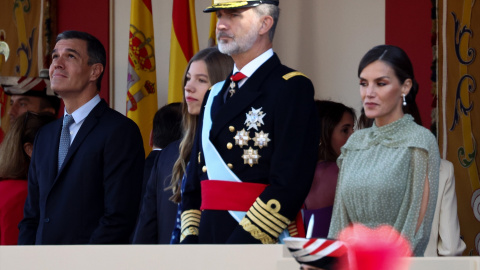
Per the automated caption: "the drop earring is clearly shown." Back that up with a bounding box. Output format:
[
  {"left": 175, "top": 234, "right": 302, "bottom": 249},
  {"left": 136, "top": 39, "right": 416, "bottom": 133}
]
[{"left": 402, "top": 94, "right": 407, "bottom": 106}]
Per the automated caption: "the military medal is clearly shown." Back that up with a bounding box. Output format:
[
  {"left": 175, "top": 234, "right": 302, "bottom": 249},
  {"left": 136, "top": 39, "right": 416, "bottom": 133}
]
[
  {"left": 242, "top": 147, "right": 261, "bottom": 167},
  {"left": 245, "top": 107, "right": 266, "bottom": 131},
  {"left": 253, "top": 131, "right": 271, "bottom": 149},
  {"left": 234, "top": 129, "right": 251, "bottom": 147},
  {"left": 229, "top": 72, "right": 246, "bottom": 97},
  {"left": 229, "top": 82, "right": 236, "bottom": 97}
]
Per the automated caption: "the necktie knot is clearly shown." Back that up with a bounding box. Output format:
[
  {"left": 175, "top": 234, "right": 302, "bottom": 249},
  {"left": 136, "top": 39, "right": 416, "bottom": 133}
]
[{"left": 63, "top": 114, "right": 74, "bottom": 127}]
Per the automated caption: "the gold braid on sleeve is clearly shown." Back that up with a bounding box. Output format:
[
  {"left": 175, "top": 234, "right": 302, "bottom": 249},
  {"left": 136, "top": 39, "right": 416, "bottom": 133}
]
[
  {"left": 240, "top": 198, "right": 291, "bottom": 244},
  {"left": 180, "top": 209, "right": 201, "bottom": 242}
]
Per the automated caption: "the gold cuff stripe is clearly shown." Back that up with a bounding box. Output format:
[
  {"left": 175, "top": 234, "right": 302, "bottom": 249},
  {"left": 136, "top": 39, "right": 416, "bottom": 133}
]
[
  {"left": 181, "top": 209, "right": 201, "bottom": 219},
  {"left": 288, "top": 221, "right": 298, "bottom": 236},
  {"left": 181, "top": 226, "right": 198, "bottom": 234},
  {"left": 240, "top": 217, "right": 276, "bottom": 244},
  {"left": 251, "top": 202, "right": 289, "bottom": 230},
  {"left": 181, "top": 216, "right": 201, "bottom": 227},
  {"left": 181, "top": 220, "right": 200, "bottom": 230},
  {"left": 180, "top": 227, "right": 199, "bottom": 242},
  {"left": 288, "top": 227, "right": 298, "bottom": 237},
  {"left": 249, "top": 205, "right": 284, "bottom": 234},
  {"left": 183, "top": 215, "right": 201, "bottom": 223},
  {"left": 283, "top": 71, "right": 308, "bottom": 80},
  {"left": 181, "top": 210, "right": 201, "bottom": 231},
  {"left": 246, "top": 211, "right": 282, "bottom": 237},
  {"left": 255, "top": 198, "right": 291, "bottom": 224},
  {"left": 181, "top": 210, "right": 201, "bottom": 217}
]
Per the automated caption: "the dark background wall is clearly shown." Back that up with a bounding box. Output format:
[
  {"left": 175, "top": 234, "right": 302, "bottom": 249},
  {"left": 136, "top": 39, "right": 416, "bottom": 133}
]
[
  {"left": 57, "top": 1, "right": 110, "bottom": 102},
  {"left": 386, "top": 0, "right": 434, "bottom": 128}
]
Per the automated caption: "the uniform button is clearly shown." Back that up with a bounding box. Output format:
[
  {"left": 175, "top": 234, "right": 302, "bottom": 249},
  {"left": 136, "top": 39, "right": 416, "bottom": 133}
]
[
  {"left": 202, "top": 166, "right": 207, "bottom": 173},
  {"left": 229, "top": 126, "right": 235, "bottom": 132},
  {"left": 227, "top": 163, "right": 233, "bottom": 169},
  {"left": 227, "top": 143, "right": 233, "bottom": 149},
  {"left": 44, "top": 218, "right": 50, "bottom": 223}
]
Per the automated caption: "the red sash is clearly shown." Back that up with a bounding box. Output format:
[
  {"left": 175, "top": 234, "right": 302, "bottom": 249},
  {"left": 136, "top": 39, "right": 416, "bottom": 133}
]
[
  {"left": 201, "top": 180, "right": 266, "bottom": 211},
  {"left": 200, "top": 180, "right": 305, "bottom": 237}
]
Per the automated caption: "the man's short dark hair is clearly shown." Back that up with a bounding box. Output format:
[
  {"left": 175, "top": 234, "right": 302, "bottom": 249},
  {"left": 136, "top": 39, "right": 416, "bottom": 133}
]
[
  {"left": 56, "top": 30, "right": 106, "bottom": 91},
  {"left": 152, "top": 103, "right": 182, "bottom": 149}
]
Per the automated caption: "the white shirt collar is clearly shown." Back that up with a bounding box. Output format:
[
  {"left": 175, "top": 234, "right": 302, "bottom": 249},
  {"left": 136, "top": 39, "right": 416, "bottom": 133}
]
[
  {"left": 233, "top": 48, "right": 274, "bottom": 78},
  {"left": 64, "top": 94, "right": 101, "bottom": 123}
]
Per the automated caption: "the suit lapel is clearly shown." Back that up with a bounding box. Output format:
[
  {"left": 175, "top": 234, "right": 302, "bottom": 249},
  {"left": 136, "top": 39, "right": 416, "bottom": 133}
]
[
  {"left": 55, "top": 100, "right": 107, "bottom": 180},
  {"left": 46, "top": 119, "right": 63, "bottom": 188},
  {"left": 210, "top": 78, "right": 230, "bottom": 120},
  {"left": 210, "top": 54, "right": 280, "bottom": 140}
]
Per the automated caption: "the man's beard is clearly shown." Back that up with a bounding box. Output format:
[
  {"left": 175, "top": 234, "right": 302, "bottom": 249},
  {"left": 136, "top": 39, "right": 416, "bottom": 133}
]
[{"left": 217, "top": 25, "right": 259, "bottom": 55}]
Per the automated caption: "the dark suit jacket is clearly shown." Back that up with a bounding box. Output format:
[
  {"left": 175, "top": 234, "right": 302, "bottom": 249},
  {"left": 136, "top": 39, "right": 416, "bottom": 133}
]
[
  {"left": 18, "top": 99, "right": 145, "bottom": 245},
  {"left": 133, "top": 139, "right": 180, "bottom": 244},
  {"left": 182, "top": 54, "right": 319, "bottom": 244},
  {"left": 141, "top": 150, "right": 161, "bottom": 203}
]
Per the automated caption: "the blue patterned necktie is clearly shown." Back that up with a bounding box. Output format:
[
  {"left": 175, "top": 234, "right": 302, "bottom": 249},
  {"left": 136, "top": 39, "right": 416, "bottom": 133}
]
[{"left": 58, "top": 114, "right": 74, "bottom": 171}]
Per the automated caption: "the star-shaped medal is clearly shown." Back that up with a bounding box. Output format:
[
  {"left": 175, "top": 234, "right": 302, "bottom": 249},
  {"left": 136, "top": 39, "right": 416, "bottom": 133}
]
[
  {"left": 233, "top": 129, "right": 251, "bottom": 147},
  {"left": 242, "top": 147, "right": 261, "bottom": 167},
  {"left": 253, "top": 131, "right": 271, "bottom": 149},
  {"left": 245, "top": 107, "right": 266, "bottom": 131}
]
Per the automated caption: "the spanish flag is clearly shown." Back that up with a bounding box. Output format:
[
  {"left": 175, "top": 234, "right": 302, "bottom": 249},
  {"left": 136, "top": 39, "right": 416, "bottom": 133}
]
[
  {"left": 167, "top": 0, "right": 199, "bottom": 103},
  {"left": 126, "top": 0, "right": 158, "bottom": 156}
]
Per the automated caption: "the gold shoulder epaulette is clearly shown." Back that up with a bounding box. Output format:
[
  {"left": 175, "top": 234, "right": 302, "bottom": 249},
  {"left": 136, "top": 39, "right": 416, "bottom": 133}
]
[{"left": 283, "top": 71, "right": 308, "bottom": 80}]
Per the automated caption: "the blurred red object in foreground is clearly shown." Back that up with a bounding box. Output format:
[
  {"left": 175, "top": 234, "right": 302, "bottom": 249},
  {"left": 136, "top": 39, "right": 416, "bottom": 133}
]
[{"left": 337, "top": 223, "right": 412, "bottom": 270}]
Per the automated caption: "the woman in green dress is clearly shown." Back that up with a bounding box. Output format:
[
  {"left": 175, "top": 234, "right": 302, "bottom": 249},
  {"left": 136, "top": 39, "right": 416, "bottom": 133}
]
[{"left": 328, "top": 45, "right": 440, "bottom": 256}]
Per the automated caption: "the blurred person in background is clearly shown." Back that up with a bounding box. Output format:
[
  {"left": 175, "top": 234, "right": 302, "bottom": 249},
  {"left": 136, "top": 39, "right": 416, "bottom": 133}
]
[{"left": 0, "top": 111, "right": 56, "bottom": 245}]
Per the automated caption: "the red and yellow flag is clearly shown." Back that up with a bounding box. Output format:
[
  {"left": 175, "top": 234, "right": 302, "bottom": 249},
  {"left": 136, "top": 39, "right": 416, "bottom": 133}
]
[
  {"left": 126, "top": 0, "right": 158, "bottom": 156},
  {"left": 168, "top": 0, "right": 199, "bottom": 103}
]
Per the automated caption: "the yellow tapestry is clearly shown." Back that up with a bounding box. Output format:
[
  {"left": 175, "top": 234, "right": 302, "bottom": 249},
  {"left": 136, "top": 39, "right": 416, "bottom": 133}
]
[{"left": 438, "top": 0, "right": 480, "bottom": 256}]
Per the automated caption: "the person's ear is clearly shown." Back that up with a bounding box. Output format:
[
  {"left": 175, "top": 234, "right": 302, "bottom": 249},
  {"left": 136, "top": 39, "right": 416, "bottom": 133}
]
[
  {"left": 23, "top": 142, "right": 33, "bottom": 157},
  {"left": 90, "top": 63, "right": 104, "bottom": 81},
  {"left": 402, "top": 78, "right": 412, "bottom": 97},
  {"left": 259, "top": 15, "right": 274, "bottom": 36}
]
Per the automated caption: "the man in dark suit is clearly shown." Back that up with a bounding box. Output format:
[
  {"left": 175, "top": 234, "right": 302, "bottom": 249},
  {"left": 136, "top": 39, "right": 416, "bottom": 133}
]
[
  {"left": 133, "top": 139, "right": 182, "bottom": 244},
  {"left": 180, "top": 0, "right": 319, "bottom": 244},
  {"left": 142, "top": 103, "right": 182, "bottom": 200},
  {"left": 132, "top": 103, "right": 182, "bottom": 244},
  {"left": 18, "top": 31, "right": 145, "bottom": 244}
]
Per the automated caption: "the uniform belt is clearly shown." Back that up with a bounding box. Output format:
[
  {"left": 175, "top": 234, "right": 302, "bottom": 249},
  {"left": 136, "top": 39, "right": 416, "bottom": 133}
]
[{"left": 200, "top": 180, "right": 267, "bottom": 211}]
